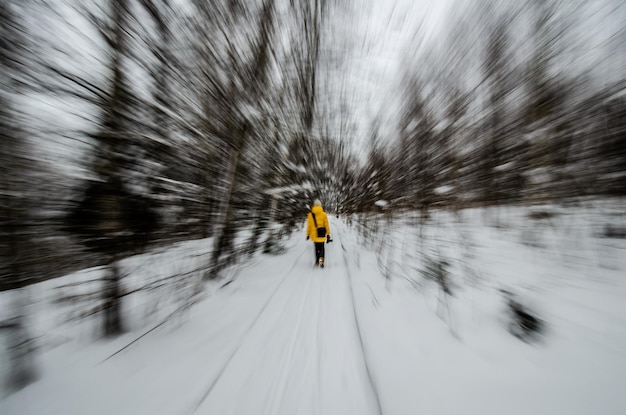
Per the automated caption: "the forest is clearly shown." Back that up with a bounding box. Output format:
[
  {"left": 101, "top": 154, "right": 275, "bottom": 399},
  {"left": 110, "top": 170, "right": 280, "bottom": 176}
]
[{"left": 1, "top": 0, "right": 624, "bottom": 398}]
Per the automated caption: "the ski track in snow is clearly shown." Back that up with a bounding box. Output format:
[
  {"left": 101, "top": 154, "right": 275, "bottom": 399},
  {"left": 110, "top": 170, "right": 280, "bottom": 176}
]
[
  {"left": 186, "top": 216, "right": 381, "bottom": 415},
  {"left": 190, "top": 245, "right": 310, "bottom": 414},
  {"left": 336, "top": 223, "right": 383, "bottom": 415}
]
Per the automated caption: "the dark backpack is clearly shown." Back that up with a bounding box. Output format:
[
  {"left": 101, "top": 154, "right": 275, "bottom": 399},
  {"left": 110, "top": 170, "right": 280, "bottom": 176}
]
[{"left": 311, "top": 212, "right": 326, "bottom": 238}]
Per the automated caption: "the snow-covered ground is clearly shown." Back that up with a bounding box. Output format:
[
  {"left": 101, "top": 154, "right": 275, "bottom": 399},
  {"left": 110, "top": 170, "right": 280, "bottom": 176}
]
[{"left": 1, "top": 201, "right": 626, "bottom": 414}]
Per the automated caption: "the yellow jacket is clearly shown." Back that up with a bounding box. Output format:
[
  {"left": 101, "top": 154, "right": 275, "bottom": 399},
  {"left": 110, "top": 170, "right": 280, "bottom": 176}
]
[{"left": 307, "top": 205, "right": 330, "bottom": 243}]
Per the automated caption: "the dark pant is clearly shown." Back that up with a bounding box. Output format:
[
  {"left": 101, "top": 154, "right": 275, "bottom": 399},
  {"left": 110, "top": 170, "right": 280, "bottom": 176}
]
[{"left": 314, "top": 242, "right": 325, "bottom": 262}]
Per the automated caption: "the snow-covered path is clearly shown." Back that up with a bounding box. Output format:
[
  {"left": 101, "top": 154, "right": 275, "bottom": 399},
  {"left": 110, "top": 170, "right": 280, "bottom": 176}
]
[
  {"left": 2, "top": 213, "right": 626, "bottom": 415},
  {"left": 189, "top": 225, "right": 380, "bottom": 415},
  {"left": 1, "top": 219, "right": 384, "bottom": 415}
]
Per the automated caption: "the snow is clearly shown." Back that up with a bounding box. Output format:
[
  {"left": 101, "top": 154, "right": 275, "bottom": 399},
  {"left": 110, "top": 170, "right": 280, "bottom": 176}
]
[
  {"left": 1, "top": 201, "right": 626, "bottom": 414},
  {"left": 433, "top": 185, "right": 453, "bottom": 195}
]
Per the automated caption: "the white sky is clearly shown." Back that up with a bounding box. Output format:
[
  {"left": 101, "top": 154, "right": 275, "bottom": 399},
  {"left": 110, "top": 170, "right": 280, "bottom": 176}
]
[{"left": 336, "top": 0, "right": 452, "bottom": 154}]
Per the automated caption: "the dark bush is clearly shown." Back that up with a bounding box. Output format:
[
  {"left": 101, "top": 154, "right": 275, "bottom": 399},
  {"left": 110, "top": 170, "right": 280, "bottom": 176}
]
[
  {"left": 527, "top": 210, "right": 557, "bottom": 220},
  {"left": 66, "top": 178, "right": 158, "bottom": 256},
  {"left": 502, "top": 290, "right": 545, "bottom": 342},
  {"left": 603, "top": 224, "right": 626, "bottom": 239}
]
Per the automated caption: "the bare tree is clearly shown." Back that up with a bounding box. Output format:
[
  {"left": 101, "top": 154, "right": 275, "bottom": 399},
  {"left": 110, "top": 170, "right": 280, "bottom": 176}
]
[
  {"left": 203, "top": 0, "right": 277, "bottom": 278},
  {"left": 0, "top": 0, "right": 38, "bottom": 390},
  {"left": 66, "top": 0, "right": 158, "bottom": 337}
]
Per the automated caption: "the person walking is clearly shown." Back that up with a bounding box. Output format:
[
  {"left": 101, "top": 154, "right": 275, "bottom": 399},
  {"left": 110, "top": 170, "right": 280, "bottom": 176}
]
[{"left": 306, "top": 199, "right": 332, "bottom": 268}]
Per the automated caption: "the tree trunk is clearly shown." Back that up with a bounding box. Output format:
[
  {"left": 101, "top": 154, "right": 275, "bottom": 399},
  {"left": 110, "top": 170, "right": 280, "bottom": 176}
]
[
  {"left": 207, "top": 138, "right": 243, "bottom": 279},
  {"left": 103, "top": 260, "right": 124, "bottom": 336},
  {"left": 5, "top": 288, "right": 37, "bottom": 391}
]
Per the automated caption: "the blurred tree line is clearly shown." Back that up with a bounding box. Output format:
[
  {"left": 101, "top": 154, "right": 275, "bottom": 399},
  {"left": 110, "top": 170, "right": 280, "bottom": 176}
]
[
  {"left": 338, "top": 0, "right": 625, "bottom": 214},
  {"left": 2, "top": 0, "right": 624, "bottom": 291},
  {"left": 0, "top": 0, "right": 344, "bottom": 294}
]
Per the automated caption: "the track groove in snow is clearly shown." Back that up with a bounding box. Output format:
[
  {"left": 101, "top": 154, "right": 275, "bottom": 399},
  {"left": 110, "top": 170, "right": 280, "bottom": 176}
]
[
  {"left": 336, "top": 223, "right": 384, "bottom": 415},
  {"left": 188, "top": 217, "right": 382, "bottom": 415},
  {"left": 190, "top": 245, "right": 310, "bottom": 413}
]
